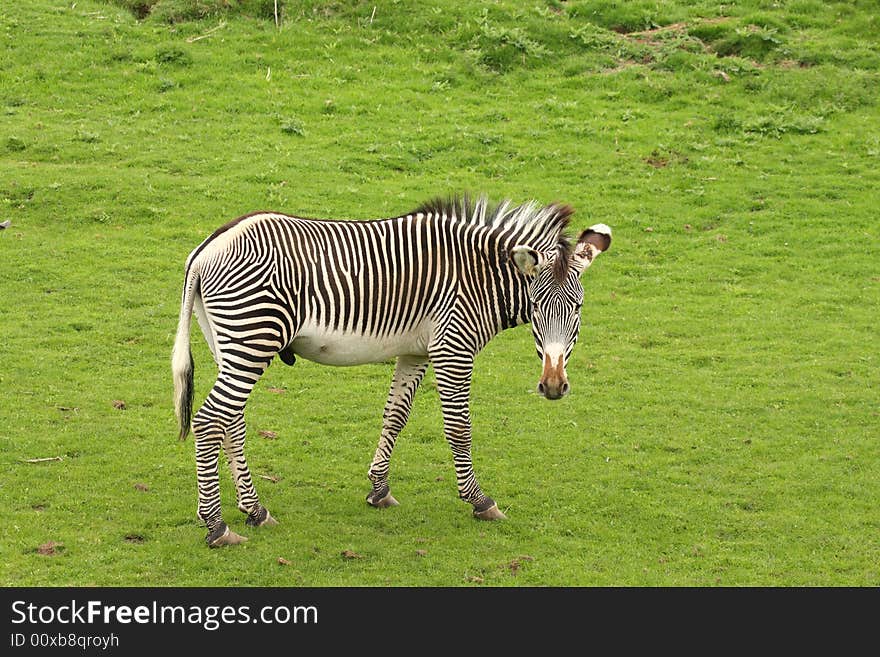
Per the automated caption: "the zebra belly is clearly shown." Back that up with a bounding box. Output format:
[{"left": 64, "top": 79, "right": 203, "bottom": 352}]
[{"left": 289, "top": 321, "right": 431, "bottom": 366}]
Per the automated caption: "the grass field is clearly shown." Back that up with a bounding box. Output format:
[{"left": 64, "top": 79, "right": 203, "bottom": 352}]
[{"left": 1, "top": 0, "right": 878, "bottom": 586}]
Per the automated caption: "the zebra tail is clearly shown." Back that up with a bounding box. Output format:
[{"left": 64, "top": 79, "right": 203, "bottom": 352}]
[{"left": 172, "top": 267, "right": 198, "bottom": 441}]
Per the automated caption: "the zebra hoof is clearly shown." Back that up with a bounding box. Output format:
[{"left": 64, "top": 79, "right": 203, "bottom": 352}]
[
  {"left": 207, "top": 526, "right": 248, "bottom": 548},
  {"left": 246, "top": 506, "right": 278, "bottom": 527},
  {"left": 473, "top": 503, "right": 506, "bottom": 521},
  {"left": 366, "top": 489, "right": 399, "bottom": 508}
]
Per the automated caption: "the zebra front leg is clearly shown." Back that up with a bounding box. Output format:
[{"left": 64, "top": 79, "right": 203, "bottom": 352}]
[
  {"left": 366, "top": 355, "right": 429, "bottom": 508},
  {"left": 223, "top": 414, "right": 278, "bottom": 528},
  {"left": 431, "top": 353, "right": 506, "bottom": 520}
]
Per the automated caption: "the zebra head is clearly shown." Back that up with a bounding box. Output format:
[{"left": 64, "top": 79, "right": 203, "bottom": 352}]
[{"left": 511, "top": 223, "right": 612, "bottom": 400}]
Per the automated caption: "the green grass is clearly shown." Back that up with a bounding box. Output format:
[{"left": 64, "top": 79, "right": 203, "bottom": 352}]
[{"left": 1, "top": 0, "right": 878, "bottom": 586}]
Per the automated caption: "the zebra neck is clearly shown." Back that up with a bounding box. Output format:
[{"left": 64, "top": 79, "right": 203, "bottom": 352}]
[{"left": 481, "top": 227, "right": 534, "bottom": 331}]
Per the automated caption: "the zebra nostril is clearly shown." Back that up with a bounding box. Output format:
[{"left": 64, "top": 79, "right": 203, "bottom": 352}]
[
  {"left": 561, "top": 382, "right": 570, "bottom": 395},
  {"left": 537, "top": 382, "right": 546, "bottom": 395}
]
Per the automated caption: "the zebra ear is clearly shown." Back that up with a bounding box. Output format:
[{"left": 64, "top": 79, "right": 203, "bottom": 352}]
[
  {"left": 572, "top": 223, "right": 612, "bottom": 274},
  {"left": 510, "top": 246, "right": 542, "bottom": 277}
]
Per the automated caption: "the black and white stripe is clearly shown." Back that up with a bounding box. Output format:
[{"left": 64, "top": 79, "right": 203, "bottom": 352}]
[{"left": 172, "top": 195, "right": 611, "bottom": 545}]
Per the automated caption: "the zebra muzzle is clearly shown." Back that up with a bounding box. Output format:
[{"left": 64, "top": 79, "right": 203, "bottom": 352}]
[{"left": 538, "top": 353, "right": 569, "bottom": 400}]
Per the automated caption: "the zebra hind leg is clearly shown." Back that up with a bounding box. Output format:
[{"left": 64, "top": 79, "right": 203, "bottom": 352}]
[
  {"left": 192, "top": 409, "right": 249, "bottom": 547},
  {"left": 223, "top": 414, "right": 278, "bottom": 529},
  {"left": 193, "top": 359, "right": 273, "bottom": 547}
]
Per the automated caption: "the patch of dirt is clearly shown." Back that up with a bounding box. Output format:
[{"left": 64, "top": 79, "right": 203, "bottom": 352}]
[
  {"left": 505, "top": 555, "right": 535, "bottom": 575},
  {"left": 37, "top": 541, "right": 64, "bottom": 556},
  {"left": 627, "top": 21, "right": 690, "bottom": 37},
  {"left": 644, "top": 149, "right": 688, "bottom": 169}
]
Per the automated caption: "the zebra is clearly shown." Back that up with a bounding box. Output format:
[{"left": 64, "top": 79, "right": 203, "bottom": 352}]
[{"left": 172, "top": 194, "right": 612, "bottom": 547}]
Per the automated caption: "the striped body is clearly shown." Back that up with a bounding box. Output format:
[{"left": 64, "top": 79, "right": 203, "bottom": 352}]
[
  {"left": 172, "top": 196, "right": 611, "bottom": 546},
  {"left": 187, "top": 209, "right": 539, "bottom": 366}
]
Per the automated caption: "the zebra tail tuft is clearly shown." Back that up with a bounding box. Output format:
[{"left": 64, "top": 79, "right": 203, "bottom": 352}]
[
  {"left": 172, "top": 269, "right": 198, "bottom": 440},
  {"left": 173, "top": 349, "right": 194, "bottom": 441}
]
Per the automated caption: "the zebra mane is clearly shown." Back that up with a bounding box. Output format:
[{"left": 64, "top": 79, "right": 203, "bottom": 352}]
[{"left": 413, "top": 194, "right": 576, "bottom": 280}]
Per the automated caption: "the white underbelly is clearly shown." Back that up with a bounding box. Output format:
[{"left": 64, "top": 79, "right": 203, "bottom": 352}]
[{"left": 290, "top": 320, "right": 432, "bottom": 366}]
